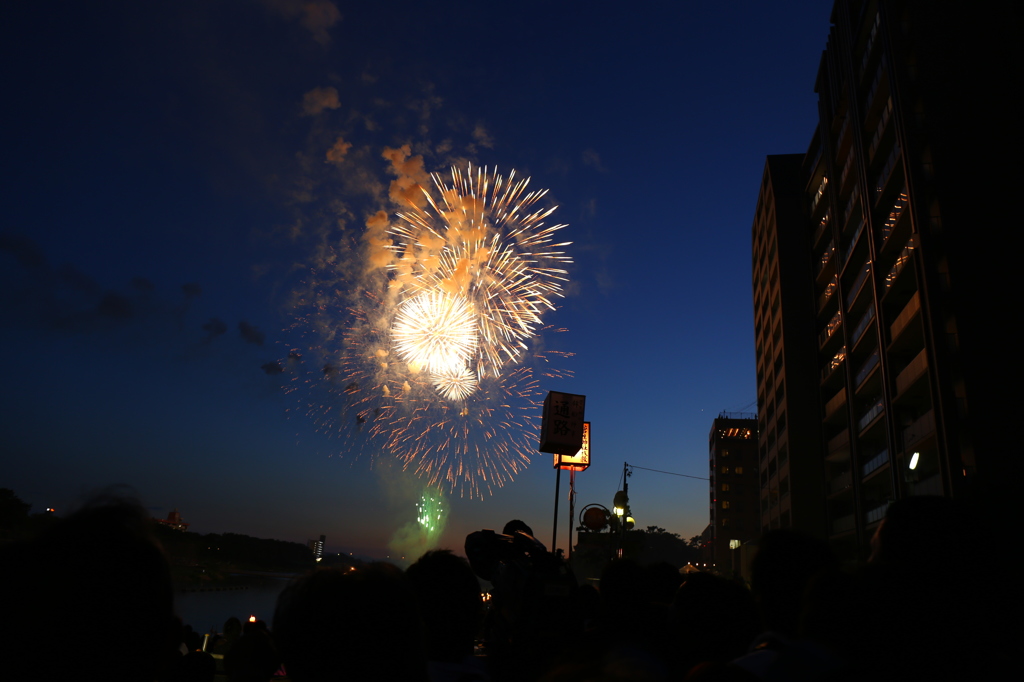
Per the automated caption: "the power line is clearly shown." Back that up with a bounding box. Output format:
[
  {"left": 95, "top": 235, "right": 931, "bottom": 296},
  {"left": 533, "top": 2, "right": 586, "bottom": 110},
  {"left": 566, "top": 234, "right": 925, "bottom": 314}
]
[{"left": 627, "top": 463, "right": 709, "bottom": 481}]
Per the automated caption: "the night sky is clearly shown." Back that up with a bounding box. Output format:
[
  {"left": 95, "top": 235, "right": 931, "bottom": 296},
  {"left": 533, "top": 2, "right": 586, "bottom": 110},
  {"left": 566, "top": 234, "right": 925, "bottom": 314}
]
[{"left": 1, "top": 1, "right": 833, "bottom": 559}]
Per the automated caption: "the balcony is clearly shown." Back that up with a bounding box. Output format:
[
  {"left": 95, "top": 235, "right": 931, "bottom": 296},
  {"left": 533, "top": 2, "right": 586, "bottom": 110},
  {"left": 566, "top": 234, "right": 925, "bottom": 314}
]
[
  {"left": 819, "top": 310, "right": 843, "bottom": 348},
  {"left": 832, "top": 513, "right": 855, "bottom": 535},
  {"left": 828, "top": 471, "right": 853, "bottom": 495},
  {"left": 858, "top": 12, "right": 881, "bottom": 79},
  {"left": 819, "top": 276, "right": 838, "bottom": 311},
  {"left": 851, "top": 304, "right": 875, "bottom": 348},
  {"left": 866, "top": 502, "right": 890, "bottom": 525},
  {"left": 843, "top": 190, "right": 860, "bottom": 228},
  {"left": 847, "top": 261, "right": 872, "bottom": 308},
  {"left": 889, "top": 292, "right": 920, "bottom": 343},
  {"left": 874, "top": 143, "right": 902, "bottom": 200},
  {"left": 816, "top": 240, "right": 836, "bottom": 278},
  {"left": 839, "top": 219, "right": 865, "bottom": 272},
  {"left": 827, "top": 428, "right": 850, "bottom": 455},
  {"left": 810, "top": 176, "right": 829, "bottom": 215},
  {"left": 825, "top": 387, "right": 847, "bottom": 419},
  {"left": 867, "top": 97, "right": 894, "bottom": 163},
  {"left": 880, "top": 189, "right": 909, "bottom": 244},
  {"left": 855, "top": 351, "right": 880, "bottom": 389},
  {"left": 822, "top": 346, "right": 846, "bottom": 383},
  {"left": 895, "top": 348, "right": 928, "bottom": 396},
  {"left": 862, "top": 449, "right": 889, "bottom": 477},
  {"left": 836, "top": 116, "right": 851, "bottom": 155},
  {"left": 814, "top": 211, "right": 831, "bottom": 246},
  {"left": 884, "top": 238, "right": 916, "bottom": 290},
  {"left": 838, "top": 151, "right": 855, "bottom": 191},
  {"left": 902, "top": 409, "right": 935, "bottom": 451},
  {"left": 857, "top": 397, "right": 884, "bottom": 432},
  {"left": 863, "top": 54, "right": 888, "bottom": 116}
]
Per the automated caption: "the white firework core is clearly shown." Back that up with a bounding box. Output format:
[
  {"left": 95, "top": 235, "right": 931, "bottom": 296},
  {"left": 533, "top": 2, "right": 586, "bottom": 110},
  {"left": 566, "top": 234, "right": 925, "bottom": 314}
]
[
  {"left": 391, "top": 292, "right": 478, "bottom": 375},
  {"left": 431, "top": 367, "right": 479, "bottom": 401}
]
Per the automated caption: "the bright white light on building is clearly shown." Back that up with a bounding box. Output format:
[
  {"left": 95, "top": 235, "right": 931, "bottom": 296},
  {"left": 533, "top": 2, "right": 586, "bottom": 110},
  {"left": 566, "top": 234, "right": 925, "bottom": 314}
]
[{"left": 909, "top": 451, "right": 920, "bottom": 470}]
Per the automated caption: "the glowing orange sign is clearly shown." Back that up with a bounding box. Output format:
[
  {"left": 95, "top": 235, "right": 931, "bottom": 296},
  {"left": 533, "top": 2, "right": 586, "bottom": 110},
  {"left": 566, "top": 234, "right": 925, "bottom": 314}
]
[{"left": 554, "top": 421, "right": 590, "bottom": 471}]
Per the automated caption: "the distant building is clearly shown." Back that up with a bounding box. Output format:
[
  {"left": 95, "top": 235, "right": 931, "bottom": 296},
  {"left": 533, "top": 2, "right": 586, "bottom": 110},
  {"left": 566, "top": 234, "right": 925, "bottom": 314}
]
[
  {"left": 708, "top": 414, "right": 759, "bottom": 575},
  {"left": 155, "top": 509, "right": 189, "bottom": 532},
  {"left": 308, "top": 534, "right": 325, "bottom": 560},
  {"left": 750, "top": 0, "right": 1019, "bottom": 564}
]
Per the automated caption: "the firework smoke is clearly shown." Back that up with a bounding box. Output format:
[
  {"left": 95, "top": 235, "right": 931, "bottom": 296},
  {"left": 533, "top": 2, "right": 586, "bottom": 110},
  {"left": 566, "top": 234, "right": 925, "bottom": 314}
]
[{"left": 387, "top": 487, "right": 449, "bottom": 563}]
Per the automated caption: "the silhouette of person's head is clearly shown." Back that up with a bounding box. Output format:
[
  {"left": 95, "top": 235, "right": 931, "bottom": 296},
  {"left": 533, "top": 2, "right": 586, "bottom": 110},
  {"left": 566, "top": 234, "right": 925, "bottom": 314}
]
[
  {"left": 0, "top": 493, "right": 180, "bottom": 682},
  {"left": 273, "top": 563, "right": 427, "bottom": 682},
  {"left": 871, "top": 495, "right": 962, "bottom": 568},
  {"left": 502, "top": 519, "right": 533, "bottom": 537},
  {"left": 406, "top": 549, "right": 482, "bottom": 663},
  {"left": 750, "top": 529, "right": 837, "bottom": 636}
]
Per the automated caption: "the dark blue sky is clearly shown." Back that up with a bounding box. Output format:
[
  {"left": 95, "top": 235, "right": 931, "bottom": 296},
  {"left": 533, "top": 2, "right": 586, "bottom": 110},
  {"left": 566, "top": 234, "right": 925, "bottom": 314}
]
[{"left": 1, "top": 1, "right": 832, "bottom": 558}]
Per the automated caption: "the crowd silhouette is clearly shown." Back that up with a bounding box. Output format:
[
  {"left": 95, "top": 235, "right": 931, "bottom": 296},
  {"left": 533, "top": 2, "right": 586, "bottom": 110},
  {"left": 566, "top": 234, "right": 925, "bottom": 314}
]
[{"left": 0, "top": 494, "right": 1006, "bottom": 681}]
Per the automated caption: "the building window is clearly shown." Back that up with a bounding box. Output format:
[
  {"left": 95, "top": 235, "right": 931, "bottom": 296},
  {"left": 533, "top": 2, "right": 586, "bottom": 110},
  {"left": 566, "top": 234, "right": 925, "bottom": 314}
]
[
  {"left": 722, "top": 484, "right": 730, "bottom": 492},
  {"left": 721, "top": 466, "right": 730, "bottom": 474},
  {"left": 722, "top": 501, "right": 730, "bottom": 509},
  {"left": 735, "top": 467, "right": 744, "bottom": 474},
  {"left": 722, "top": 449, "right": 730, "bottom": 457},
  {"left": 721, "top": 518, "right": 729, "bottom": 527}
]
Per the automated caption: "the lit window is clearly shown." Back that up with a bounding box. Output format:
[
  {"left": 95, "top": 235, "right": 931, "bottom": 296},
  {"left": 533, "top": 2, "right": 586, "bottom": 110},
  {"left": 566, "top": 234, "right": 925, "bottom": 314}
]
[
  {"left": 722, "top": 501, "right": 730, "bottom": 509},
  {"left": 735, "top": 467, "right": 744, "bottom": 474},
  {"left": 721, "top": 518, "right": 729, "bottom": 526},
  {"left": 721, "top": 466, "right": 730, "bottom": 474},
  {"left": 722, "top": 484, "right": 730, "bottom": 492},
  {"left": 729, "top": 539, "right": 741, "bottom": 549}
]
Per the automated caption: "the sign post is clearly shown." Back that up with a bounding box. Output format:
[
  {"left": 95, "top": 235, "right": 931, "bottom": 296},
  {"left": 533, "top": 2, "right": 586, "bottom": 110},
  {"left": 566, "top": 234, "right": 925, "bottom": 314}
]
[{"left": 539, "top": 392, "right": 586, "bottom": 556}]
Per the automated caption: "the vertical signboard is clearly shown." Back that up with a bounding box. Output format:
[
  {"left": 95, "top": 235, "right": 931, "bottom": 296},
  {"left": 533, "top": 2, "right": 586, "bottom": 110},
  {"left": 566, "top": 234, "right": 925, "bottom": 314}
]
[
  {"left": 555, "top": 421, "right": 591, "bottom": 471},
  {"left": 539, "top": 391, "right": 586, "bottom": 455}
]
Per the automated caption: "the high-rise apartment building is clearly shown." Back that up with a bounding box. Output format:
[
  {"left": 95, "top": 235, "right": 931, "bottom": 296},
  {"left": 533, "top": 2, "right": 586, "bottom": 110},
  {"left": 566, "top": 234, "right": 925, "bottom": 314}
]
[
  {"left": 308, "top": 534, "right": 326, "bottom": 560},
  {"left": 708, "top": 414, "right": 759, "bottom": 574},
  {"left": 752, "top": 154, "right": 828, "bottom": 540},
  {"left": 752, "top": 0, "right": 1018, "bottom": 563}
]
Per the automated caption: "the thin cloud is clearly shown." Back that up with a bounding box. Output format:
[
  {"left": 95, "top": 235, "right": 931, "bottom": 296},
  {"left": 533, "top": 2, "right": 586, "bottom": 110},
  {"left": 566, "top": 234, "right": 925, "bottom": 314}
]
[
  {"left": 302, "top": 86, "right": 341, "bottom": 116},
  {"left": 202, "top": 317, "right": 227, "bottom": 342},
  {"left": 472, "top": 123, "right": 495, "bottom": 149},
  {"left": 582, "top": 148, "right": 608, "bottom": 173},
  {"left": 238, "top": 321, "right": 266, "bottom": 345},
  {"left": 261, "top": 361, "right": 285, "bottom": 375},
  {"left": 265, "top": 0, "right": 341, "bottom": 45},
  {"left": 325, "top": 136, "right": 352, "bottom": 164}
]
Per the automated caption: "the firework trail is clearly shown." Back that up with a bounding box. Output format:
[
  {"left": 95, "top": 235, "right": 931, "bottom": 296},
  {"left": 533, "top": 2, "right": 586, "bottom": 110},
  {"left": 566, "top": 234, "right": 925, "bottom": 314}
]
[{"left": 292, "top": 163, "right": 572, "bottom": 498}]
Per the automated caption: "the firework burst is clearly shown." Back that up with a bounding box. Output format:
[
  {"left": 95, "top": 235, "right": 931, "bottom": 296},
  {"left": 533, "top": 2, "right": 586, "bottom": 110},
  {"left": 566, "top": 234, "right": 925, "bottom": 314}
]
[
  {"left": 387, "top": 165, "right": 571, "bottom": 384},
  {"left": 292, "top": 164, "right": 572, "bottom": 498}
]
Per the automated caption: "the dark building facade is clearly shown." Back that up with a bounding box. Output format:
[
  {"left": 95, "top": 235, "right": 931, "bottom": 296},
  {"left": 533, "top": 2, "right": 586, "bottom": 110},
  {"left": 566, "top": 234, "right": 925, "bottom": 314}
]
[
  {"left": 752, "top": 155, "right": 828, "bottom": 540},
  {"left": 708, "top": 414, "right": 759, "bottom": 573},
  {"left": 752, "top": 0, "right": 1019, "bottom": 563}
]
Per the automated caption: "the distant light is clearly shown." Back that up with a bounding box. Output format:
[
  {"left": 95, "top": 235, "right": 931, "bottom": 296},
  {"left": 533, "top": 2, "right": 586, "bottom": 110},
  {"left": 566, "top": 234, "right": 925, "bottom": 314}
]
[
  {"left": 729, "top": 539, "right": 741, "bottom": 549},
  {"left": 316, "top": 557, "right": 322, "bottom": 562},
  {"left": 248, "top": 615, "right": 256, "bottom": 623},
  {"left": 909, "top": 452, "right": 920, "bottom": 470},
  {"left": 614, "top": 506, "right": 624, "bottom": 516}
]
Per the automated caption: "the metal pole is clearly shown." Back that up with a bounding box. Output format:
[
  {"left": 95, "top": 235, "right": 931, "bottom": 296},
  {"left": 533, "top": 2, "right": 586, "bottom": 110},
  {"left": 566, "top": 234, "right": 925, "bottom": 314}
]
[
  {"left": 568, "top": 468, "right": 576, "bottom": 561},
  {"left": 552, "top": 466, "right": 561, "bottom": 554},
  {"left": 620, "top": 461, "right": 629, "bottom": 558}
]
